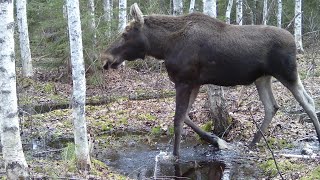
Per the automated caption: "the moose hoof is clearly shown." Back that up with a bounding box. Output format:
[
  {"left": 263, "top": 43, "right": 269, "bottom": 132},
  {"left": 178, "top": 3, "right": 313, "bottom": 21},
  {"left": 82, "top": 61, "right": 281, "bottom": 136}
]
[
  {"left": 203, "top": 133, "right": 229, "bottom": 150},
  {"left": 216, "top": 138, "right": 229, "bottom": 150}
]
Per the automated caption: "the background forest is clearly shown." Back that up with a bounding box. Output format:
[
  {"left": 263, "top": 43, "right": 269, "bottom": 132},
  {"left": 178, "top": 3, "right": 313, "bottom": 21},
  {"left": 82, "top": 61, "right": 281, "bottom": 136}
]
[{"left": 0, "top": 0, "right": 320, "bottom": 179}]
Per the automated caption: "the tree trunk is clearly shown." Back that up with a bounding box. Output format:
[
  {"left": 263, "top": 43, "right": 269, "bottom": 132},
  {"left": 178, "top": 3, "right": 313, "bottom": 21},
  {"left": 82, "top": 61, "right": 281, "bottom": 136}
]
[
  {"left": 16, "top": 0, "right": 33, "bottom": 77},
  {"left": 66, "top": 0, "right": 91, "bottom": 170},
  {"left": 103, "top": 0, "right": 112, "bottom": 21},
  {"left": 118, "top": 0, "right": 127, "bottom": 31},
  {"left": 225, "top": 0, "right": 233, "bottom": 24},
  {"left": 236, "top": 0, "right": 243, "bottom": 25},
  {"left": 189, "top": 0, "right": 195, "bottom": 13},
  {"left": 88, "top": 0, "right": 96, "bottom": 46},
  {"left": 263, "top": 0, "right": 268, "bottom": 25},
  {"left": 203, "top": 0, "right": 217, "bottom": 18},
  {"left": 0, "top": 1, "right": 29, "bottom": 179},
  {"left": 118, "top": 0, "right": 126, "bottom": 66},
  {"left": 207, "top": 86, "right": 232, "bottom": 136},
  {"left": 103, "top": 0, "right": 112, "bottom": 36},
  {"left": 173, "top": 0, "right": 183, "bottom": 15},
  {"left": 203, "top": 0, "right": 232, "bottom": 136},
  {"left": 294, "top": 0, "right": 304, "bottom": 53},
  {"left": 277, "top": 0, "right": 282, "bottom": 27}
]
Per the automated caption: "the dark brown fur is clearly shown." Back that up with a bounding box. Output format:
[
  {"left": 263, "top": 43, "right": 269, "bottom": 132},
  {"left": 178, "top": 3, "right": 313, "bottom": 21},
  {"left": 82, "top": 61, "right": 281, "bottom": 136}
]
[{"left": 102, "top": 4, "right": 320, "bottom": 158}]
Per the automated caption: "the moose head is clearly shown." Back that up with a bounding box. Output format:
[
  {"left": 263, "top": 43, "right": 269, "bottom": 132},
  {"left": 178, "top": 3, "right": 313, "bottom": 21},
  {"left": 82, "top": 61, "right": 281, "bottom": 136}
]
[{"left": 101, "top": 3, "right": 148, "bottom": 70}]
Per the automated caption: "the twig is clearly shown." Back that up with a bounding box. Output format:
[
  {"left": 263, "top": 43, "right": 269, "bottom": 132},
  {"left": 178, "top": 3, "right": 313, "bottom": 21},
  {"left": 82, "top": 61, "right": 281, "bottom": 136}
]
[
  {"left": 32, "top": 148, "right": 64, "bottom": 156},
  {"left": 249, "top": 111, "right": 284, "bottom": 180},
  {"left": 280, "top": 154, "right": 320, "bottom": 159},
  {"left": 285, "top": 12, "right": 302, "bottom": 30}
]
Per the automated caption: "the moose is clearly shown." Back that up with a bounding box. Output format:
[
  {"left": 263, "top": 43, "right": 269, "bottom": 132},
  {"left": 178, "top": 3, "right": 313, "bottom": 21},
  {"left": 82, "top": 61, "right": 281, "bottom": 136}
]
[{"left": 102, "top": 3, "right": 320, "bottom": 158}]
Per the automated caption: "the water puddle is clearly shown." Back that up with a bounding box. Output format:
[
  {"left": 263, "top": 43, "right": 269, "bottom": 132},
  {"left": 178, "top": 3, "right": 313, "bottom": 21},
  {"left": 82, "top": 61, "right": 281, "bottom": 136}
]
[{"left": 99, "top": 137, "right": 261, "bottom": 179}]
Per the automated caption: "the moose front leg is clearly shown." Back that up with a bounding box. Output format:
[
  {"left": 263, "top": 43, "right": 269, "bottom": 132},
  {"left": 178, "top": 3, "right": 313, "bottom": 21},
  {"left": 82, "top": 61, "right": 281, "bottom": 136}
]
[
  {"left": 173, "top": 83, "right": 193, "bottom": 158},
  {"left": 185, "top": 86, "right": 229, "bottom": 149}
]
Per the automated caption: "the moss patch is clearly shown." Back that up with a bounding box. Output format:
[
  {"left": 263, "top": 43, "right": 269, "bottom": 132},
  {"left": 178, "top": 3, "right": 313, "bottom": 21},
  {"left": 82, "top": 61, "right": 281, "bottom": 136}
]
[
  {"left": 301, "top": 165, "right": 320, "bottom": 180},
  {"left": 259, "top": 159, "right": 304, "bottom": 177}
]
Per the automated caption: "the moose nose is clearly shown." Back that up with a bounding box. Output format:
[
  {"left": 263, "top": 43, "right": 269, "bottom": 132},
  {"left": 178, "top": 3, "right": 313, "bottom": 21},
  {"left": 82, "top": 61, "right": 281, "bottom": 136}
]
[{"left": 100, "top": 53, "right": 113, "bottom": 70}]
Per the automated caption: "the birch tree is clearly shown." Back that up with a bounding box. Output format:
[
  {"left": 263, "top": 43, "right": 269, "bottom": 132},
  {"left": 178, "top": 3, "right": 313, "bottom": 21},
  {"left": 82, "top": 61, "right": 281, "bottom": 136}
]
[
  {"left": 225, "top": 0, "right": 233, "bottom": 24},
  {"left": 17, "top": 0, "right": 33, "bottom": 77},
  {"left": 277, "top": 0, "right": 282, "bottom": 27},
  {"left": 118, "top": 0, "right": 127, "bottom": 31},
  {"left": 88, "top": 0, "right": 96, "bottom": 46},
  {"left": 103, "top": 0, "right": 112, "bottom": 36},
  {"left": 263, "top": 0, "right": 268, "bottom": 25},
  {"left": 66, "top": 0, "right": 91, "bottom": 170},
  {"left": 203, "top": 0, "right": 217, "bottom": 17},
  {"left": 295, "top": 0, "right": 304, "bottom": 53},
  {"left": 173, "top": 0, "right": 183, "bottom": 15},
  {"left": 0, "top": 1, "right": 29, "bottom": 179},
  {"left": 236, "top": 0, "right": 243, "bottom": 25},
  {"left": 189, "top": 0, "right": 195, "bottom": 13},
  {"left": 103, "top": 0, "right": 112, "bottom": 21}
]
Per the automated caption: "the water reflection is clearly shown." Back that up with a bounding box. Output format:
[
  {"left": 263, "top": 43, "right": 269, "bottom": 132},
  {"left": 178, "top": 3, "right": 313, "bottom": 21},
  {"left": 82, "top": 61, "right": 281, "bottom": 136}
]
[
  {"left": 98, "top": 137, "right": 259, "bottom": 179},
  {"left": 133, "top": 160, "right": 226, "bottom": 180}
]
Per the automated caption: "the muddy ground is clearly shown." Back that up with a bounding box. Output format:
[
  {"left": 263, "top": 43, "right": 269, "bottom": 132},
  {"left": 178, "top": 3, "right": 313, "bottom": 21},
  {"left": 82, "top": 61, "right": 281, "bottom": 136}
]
[{"left": 1, "top": 55, "right": 320, "bottom": 179}]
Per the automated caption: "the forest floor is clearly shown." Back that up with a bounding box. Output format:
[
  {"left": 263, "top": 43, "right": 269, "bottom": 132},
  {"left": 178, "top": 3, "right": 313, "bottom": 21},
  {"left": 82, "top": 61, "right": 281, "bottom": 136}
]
[{"left": 1, "top": 54, "right": 320, "bottom": 179}]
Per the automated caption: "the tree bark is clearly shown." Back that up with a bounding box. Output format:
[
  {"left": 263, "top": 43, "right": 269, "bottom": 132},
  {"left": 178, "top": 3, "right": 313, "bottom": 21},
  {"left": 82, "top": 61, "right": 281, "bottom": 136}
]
[
  {"left": 88, "top": 0, "right": 96, "bottom": 46},
  {"left": 103, "top": 0, "right": 112, "bottom": 36},
  {"left": 189, "top": 0, "right": 195, "bottom": 13},
  {"left": 236, "top": 0, "right": 243, "bottom": 25},
  {"left": 173, "top": 0, "right": 183, "bottom": 15},
  {"left": 66, "top": 0, "right": 91, "bottom": 170},
  {"left": 277, "top": 0, "right": 282, "bottom": 27},
  {"left": 294, "top": 0, "right": 304, "bottom": 53},
  {"left": 17, "top": 0, "right": 33, "bottom": 77},
  {"left": 103, "top": 0, "right": 112, "bottom": 21},
  {"left": 225, "top": 0, "right": 233, "bottom": 24},
  {"left": 203, "top": 0, "right": 217, "bottom": 18},
  {"left": 119, "top": 0, "right": 127, "bottom": 31},
  {"left": 263, "top": 0, "right": 268, "bottom": 25},
  {"left": 0, "top": 1, "right": 29, "bottom": 179},
  {"left": 207, "top": 86, "right": 232, "bottom": 136}
]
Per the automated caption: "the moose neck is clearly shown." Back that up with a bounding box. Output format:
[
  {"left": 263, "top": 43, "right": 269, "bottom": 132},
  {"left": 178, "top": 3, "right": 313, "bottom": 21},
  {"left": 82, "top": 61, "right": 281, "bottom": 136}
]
[{"left": 142, "top": 15, "right": 189, "bottom": 60}]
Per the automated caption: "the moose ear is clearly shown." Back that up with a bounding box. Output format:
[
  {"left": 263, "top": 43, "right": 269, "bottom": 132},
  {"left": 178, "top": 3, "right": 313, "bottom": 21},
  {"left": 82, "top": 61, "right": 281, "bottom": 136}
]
[{"left": 130, "top": 3, "right": 144, "bottom": 25}]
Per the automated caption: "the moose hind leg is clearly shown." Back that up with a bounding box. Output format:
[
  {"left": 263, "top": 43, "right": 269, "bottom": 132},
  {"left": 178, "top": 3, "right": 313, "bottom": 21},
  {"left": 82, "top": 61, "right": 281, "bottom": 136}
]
[
  {"left": 250, "top": 76, "right": 279, "bottom": 147},
  {"left": 283, "top": 77, "right": 320, "bottom": 143}
]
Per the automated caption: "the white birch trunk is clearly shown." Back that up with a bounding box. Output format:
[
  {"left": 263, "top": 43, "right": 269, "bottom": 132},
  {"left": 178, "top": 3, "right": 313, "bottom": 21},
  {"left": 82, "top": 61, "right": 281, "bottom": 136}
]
[
  {"left": 294, "top": 0, "right": 304, "bottom": 53},
  {"left": 88, "top": 0, "right": 96, "bottom": 46},
  {"left": 0, "top": 1, "right": 29, "bottom": 179},
  {"left": 277, "top": 0, "right": 282, "bottom": 27},
  {"left": 103, "top": 0, "right": 112, "bottom": 21},
  {"left": 236, "top": 0, "right": 243, "bottom": 25},
  {"left": 63, "top": 0, "right": 68, "bottom": 19},
  {"left": 16, "top": 0, "right": 33, "bottom": 77},
  {"left": 66, "top": 0, "right": 91, "bottom": 170},
  {"left": 118, "top": 0, "right": 126, "bottom": 66},
  {"left": 263, "top": 0, "right": 268, "bottom": 25},
  {"left": 189, "top": 0, "right": 195, "bottom": 13},
  {"left": 103, "top": 0, "right": 112, "bottom": 36},
  {"left": 173, "top": 0, "right": 183, "bottom": 16},
  {"left": 225, "top": 0, "right": 233, "bottom": 24},
  {"left": 203, "top": 0, "right": 217, "bottom": 18},
  {"left": 118, "top": 0, "right": 127, "bottom": 32}
]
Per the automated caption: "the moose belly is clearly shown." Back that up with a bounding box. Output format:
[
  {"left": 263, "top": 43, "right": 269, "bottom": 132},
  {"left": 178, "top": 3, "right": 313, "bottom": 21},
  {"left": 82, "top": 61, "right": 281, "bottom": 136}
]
[{"left": 198, "top": 62, "right": 265, "bottom": 86}]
